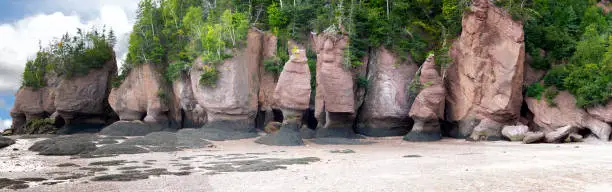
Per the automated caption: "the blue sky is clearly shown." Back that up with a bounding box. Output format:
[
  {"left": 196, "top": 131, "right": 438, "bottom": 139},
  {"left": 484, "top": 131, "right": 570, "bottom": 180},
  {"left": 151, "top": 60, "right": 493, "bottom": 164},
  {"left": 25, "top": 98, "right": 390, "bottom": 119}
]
[{"left": 0, "top": 0, "right": 139, "bottom": 130}]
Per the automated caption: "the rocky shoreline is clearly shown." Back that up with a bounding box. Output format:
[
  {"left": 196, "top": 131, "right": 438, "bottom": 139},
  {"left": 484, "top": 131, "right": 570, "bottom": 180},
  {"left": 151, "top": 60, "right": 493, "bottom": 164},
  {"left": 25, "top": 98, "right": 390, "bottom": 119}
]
[{"left": 4, "top": 1, "right": 612, "bottom": 148}]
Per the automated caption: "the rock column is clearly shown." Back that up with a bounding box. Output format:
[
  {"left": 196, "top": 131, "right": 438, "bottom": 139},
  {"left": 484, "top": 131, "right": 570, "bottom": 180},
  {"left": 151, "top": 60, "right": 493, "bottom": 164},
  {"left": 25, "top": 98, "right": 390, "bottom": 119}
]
[
  {"left": 312, "top": 31, "right": 358, "bottom": 138},
  {"left": 405, "top": 55, "right": 446, "bottom": 141},
  {"left": 256, "top": 41, "right": 311, "bottom": 146},
  {"left": 446, "top": 0, "right": 525, "bottom": 140}
]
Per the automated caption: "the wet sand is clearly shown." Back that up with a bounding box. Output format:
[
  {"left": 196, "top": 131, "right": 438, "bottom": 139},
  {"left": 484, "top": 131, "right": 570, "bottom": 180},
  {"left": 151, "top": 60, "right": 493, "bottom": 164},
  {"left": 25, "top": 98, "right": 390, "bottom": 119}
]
[{"left": 2, "top": 137, "right": 612, "bottom": 192}]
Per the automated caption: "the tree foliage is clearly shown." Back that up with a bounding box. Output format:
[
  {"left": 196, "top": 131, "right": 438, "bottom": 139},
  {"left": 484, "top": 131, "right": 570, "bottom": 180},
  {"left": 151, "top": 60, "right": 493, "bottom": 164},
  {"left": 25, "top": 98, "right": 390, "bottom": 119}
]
[
  {"left": 124, "top": 0, "right": 253, "bottom": 86},
  {"left": 22, "top": 28, "right": 115, "bottom": 88},
  {"left": 535, "top": 1, "right": 612, "bottom": 108}
]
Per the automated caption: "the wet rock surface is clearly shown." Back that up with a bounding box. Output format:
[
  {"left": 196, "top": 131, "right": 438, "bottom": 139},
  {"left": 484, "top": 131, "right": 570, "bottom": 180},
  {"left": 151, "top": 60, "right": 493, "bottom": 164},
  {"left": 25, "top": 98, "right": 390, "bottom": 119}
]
[
  {"left": 100, "top": 121, "right": 169, "bottom": 136},
  {"left": 29, "top": 134, "right": 97, "bottom": 155},
  {"left": 0, "top": 136, "right": 15, "bottom": 149},
  {"left": 311, "top": 138, "right": 374, "bottom": 145},
  {"left": 200, "top": 157, "right": 320, "bottom": 174},
  {"left": 255, "top": 120, "right": 304, "bottom": 146}
]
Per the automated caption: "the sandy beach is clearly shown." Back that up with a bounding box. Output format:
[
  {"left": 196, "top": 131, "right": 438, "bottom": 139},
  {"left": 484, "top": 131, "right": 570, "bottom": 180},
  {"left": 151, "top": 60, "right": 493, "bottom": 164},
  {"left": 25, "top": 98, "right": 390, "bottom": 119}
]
[{"left": 1, "top": 136, "right": 612, "bottom": 192}]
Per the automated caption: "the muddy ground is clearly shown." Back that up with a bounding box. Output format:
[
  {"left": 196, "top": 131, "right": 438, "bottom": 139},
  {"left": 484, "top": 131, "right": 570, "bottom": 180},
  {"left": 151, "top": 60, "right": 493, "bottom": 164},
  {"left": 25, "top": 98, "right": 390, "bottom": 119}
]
[{"left": 1, "top": 136, "right": 612, "bottom": 192}]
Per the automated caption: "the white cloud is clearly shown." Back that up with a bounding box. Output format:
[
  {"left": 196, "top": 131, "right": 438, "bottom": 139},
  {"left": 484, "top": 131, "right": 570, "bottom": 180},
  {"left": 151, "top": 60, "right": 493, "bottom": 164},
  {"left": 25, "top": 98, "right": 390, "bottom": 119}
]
[
  {"left": 0, "top": 119, "right": 11, "bottom": 132},
  {"left": 0, "top": 0, "right": 139, "bottom": 92}
]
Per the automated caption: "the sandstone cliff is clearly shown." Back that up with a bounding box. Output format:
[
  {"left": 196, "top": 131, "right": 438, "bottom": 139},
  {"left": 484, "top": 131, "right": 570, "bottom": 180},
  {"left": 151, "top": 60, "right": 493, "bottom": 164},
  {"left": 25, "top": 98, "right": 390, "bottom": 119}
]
[
  {"left": 11, "top": 58, "right": 117, "bottom": 134},
  {"left": 190, "top": 29, "right": 263, "bottom": 132},
  {"left": 311, "top": 31, "right": 358, "bottom": 138},
  {"left": 356, "top": 47, "right": 417, "bottom": 137},
  {"left": 405, "top": 55, "right": 446, "bottom": 141},
  {"left": 446, "top": 0, "right": 525, "bottom": 140},
  {"left": 107, "top": 63, "right": 181, "bottom": 134}
]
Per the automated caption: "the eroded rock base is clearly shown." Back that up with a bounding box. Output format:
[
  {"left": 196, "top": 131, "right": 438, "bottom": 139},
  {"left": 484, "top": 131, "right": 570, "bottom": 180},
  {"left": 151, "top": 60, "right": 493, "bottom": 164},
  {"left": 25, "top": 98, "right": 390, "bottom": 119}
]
[
  {"left": 255, "top": 121, "right": 304, "bottom": 146},
  {"left": 355, "top": 124, "right": 410, "bottom": 137}
]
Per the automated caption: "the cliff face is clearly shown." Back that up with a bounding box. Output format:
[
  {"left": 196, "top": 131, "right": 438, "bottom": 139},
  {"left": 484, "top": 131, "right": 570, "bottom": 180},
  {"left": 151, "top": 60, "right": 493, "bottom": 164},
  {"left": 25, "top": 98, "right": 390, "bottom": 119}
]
[
  {"left": 9, "top": 1, "right": 609, "bottom": 145},
  {"left": 311, "top": 32, "right": 359, "bottom": 138},
  {"left": 108, "top": 63, "right": 179, "bottom": 129},
  {"left": 356, "top": 47, "right": 418, "bottom": 137},
  {"left": 190, "top": 29, "right": 263, "bottom": 131},
  {"left": 446, "top": 0, "right": 525, "bottom": 139},
  {"left": 10, "top": 59, "right": 117, "bottom": 134}
]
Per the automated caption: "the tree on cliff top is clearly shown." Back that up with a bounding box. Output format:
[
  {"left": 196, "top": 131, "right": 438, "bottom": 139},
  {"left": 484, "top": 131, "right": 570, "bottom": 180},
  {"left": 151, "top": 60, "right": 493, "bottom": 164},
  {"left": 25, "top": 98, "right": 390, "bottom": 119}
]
[{"left": 22, "top": 28, "right": 116, "bottom": 88}]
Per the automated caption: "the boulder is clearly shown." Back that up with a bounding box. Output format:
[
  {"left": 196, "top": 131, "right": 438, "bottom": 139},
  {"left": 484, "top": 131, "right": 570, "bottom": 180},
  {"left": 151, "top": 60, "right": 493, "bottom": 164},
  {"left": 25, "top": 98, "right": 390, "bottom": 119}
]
[
  {"left": 312, "top": 30, "right": 357, "bottom": 138},
  {"left": 587, "top": 102, "right": 612, "bottom": 123},
  {"left": 358, "top": 47, "right": 418, "bottom": 137},
  {"left": 544, "top": 125, "right": 576, "bottom": 143},
  {"left": 405, "top": 55, "right": 445, "bottom": 141},
  {"left": 468, "top": 118, "right": 504, "bottom": 141},
  {"left": 526, "top": 91, "right": 611, "bottom": 141},
  {"left": 190, "top": 29, "right": 263, "bottom": 132},
  {"left": 108, "top": 63, "right": 173, "bottom": 127},
  {"left": 522, "top": 131, "right": 545, "bottom": 144},
  {"left": 446, "top": 0, "right": 525, "bottom": 135},
  {"left": 0, "top": 136, "right": 15, "bottom": 149},
  {"left": 501, "top": 125, "right": 529, "bottom": 141}
]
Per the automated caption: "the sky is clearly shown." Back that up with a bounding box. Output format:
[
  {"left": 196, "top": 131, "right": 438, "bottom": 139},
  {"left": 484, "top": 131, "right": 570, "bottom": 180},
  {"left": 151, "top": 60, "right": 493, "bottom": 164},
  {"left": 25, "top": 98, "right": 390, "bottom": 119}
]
[{"left": 0, "top": 0, "right": 140, "bottom": 131}]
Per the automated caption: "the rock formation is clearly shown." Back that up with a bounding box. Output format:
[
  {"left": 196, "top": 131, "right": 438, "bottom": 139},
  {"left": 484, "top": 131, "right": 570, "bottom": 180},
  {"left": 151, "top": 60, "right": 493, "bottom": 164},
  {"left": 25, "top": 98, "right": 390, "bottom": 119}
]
[
  {"left": 11, "top": 58, "right": 117, "bottom": 134},
  {"left": 256, "top": 41, "right": 311, "bottom": 146},
  {"left": 357, "top": 47, "right": 418, "bottom": 137},
  {"left": 587, "top": 102, "right": 612, "bottom": 123},
  {"left": 446, "top": 0, "right": 525, "bottom": 140},
  {"left": 0, "top": 136, "right": 15, "bottom": 149},
  {"left": 501, "top": 125, "right": 529, "bottom": 141},
  {"left": 526, "top": 91, "right": 611, "bottom": 141},
  {"left": 190, "top": 29, "right": 263, "bottom": 132},
  {"left": 405, "top": 55, "right": 446, "bottom": 141},
  {"left": 108, "top": 63, "right": 178, "bottom": 135},
  {"left": 257, "top": 33, "right": 280, "bottom": 129},
  {"left": 172, "top": 74, "right": 207, "bottom": 128},
  {"left": 522, "top": 131, "right": 545, "bottom": 144},
  {"left": 312, "top": 31, "right": 358, "bottom": 138}
]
